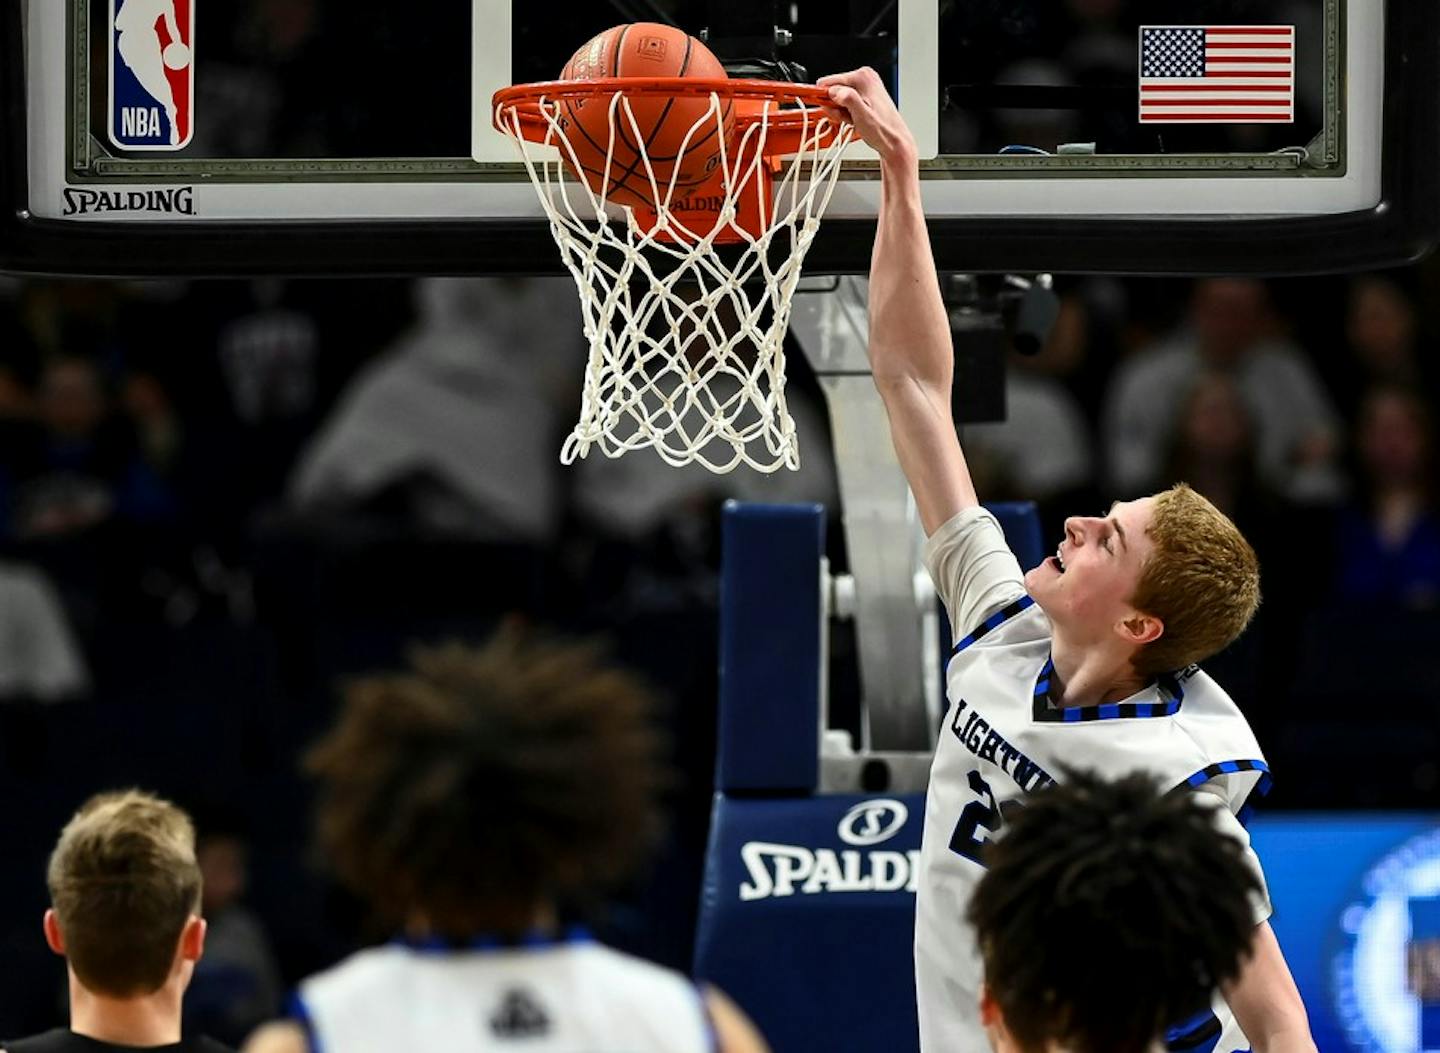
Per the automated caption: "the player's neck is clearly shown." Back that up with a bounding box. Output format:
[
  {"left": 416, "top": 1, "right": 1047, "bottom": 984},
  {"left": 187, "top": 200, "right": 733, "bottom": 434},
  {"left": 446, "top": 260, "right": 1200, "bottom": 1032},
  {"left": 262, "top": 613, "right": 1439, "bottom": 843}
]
[
  {"left": 68, "top": 971, "right": 184, "bottom": 1048},
  {"left": 1047, "top": 635, "right": 1149, "bottom": 707}
]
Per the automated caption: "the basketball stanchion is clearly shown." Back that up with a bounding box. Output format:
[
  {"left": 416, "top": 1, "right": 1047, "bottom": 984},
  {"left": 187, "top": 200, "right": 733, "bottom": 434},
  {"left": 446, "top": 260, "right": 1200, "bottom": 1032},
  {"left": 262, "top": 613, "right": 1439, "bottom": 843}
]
[{"left": 493, "top": 77, "right": 854, "bottom": 474}]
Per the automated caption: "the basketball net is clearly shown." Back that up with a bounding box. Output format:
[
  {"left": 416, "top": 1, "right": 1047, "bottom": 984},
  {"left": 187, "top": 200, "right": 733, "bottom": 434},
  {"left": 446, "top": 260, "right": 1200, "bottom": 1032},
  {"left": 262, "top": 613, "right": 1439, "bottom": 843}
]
[{"left": 494, "top": 81, "right": 854, "bottom": 473}]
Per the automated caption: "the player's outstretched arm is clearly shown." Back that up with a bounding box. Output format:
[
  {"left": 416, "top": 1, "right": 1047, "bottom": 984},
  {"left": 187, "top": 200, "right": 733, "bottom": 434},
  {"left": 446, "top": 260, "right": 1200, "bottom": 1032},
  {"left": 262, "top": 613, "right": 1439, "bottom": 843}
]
[
  {"left": 820, "top": 68, "right": 979, "bottom": 536},
  {"left": 1225, "top": 921, "right": 1317, "bottom": 1053},
  {"left": 704, "top": 986, "right": 772, "bottom": 1053},
  {"left": 241, "top": 1021, "right": 307, "bottom": 1053}
]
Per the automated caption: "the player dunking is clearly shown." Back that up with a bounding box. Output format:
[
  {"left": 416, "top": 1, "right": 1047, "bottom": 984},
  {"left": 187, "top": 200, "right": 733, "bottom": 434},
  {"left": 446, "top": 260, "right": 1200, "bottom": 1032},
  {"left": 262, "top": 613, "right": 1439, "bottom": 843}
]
[
  {"left": 114, "top": 0, "right": 186, "bottom": 146},
  {"left": 819, "top": 68, "right": 1316, "bottom": 1053}
]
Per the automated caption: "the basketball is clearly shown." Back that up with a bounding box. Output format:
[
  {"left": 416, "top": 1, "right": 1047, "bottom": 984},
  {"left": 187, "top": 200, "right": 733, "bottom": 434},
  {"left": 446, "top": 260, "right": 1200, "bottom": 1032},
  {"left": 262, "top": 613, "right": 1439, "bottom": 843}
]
[
  {"left": 162, "top": 42, "right": 190, "bottom": 70},
  {"left": 558, "top": 23, "right": 733, "bottom": 210}
]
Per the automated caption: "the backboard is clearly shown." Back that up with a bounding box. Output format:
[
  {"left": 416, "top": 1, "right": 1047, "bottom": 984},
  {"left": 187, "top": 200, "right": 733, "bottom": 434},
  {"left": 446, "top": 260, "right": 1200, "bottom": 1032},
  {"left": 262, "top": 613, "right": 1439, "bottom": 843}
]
[{"left": 2, "top": 0, "right": 1435, "bottom": 276}]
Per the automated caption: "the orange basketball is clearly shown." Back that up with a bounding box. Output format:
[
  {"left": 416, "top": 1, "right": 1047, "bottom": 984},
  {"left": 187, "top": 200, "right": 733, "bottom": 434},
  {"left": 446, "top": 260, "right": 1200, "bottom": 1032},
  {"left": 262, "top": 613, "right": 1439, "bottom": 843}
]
[{"left": 558, "top": 23, "right": 733, "bottom": 210}]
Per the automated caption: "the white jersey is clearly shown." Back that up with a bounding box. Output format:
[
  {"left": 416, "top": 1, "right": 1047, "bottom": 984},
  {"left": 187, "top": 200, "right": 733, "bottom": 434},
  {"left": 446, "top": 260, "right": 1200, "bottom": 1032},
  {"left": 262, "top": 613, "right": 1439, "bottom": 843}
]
[
  {"left": 294, "top": 930, "right": 714, "bottom": 1053},
  {"left": 915, "top": 508, "right": 1273, "bottom": 1053}
]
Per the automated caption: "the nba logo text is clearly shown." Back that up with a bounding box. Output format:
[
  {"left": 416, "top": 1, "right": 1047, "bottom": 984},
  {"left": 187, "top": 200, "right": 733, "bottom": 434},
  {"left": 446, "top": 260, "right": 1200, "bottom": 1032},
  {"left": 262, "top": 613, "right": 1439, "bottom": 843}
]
[{"left": 109, "top": 0, "right": 194, "bottom": 151}]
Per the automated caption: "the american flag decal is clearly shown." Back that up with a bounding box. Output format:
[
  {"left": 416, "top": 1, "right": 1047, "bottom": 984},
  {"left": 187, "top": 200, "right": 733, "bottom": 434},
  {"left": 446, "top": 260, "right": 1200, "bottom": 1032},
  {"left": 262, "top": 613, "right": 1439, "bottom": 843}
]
[{"left": 1139, "top": 26, "right": 1294, "bottom": 123}]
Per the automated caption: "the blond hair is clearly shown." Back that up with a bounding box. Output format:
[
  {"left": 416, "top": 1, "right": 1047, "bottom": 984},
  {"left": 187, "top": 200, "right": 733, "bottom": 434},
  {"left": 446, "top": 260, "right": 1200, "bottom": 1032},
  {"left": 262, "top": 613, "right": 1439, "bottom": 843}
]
[
  {"left": 1131, "top": 484, "right": 1261, "bottom": 677},
  {"left": 47, "top": 790, "right": 202, "bottom": 996}
]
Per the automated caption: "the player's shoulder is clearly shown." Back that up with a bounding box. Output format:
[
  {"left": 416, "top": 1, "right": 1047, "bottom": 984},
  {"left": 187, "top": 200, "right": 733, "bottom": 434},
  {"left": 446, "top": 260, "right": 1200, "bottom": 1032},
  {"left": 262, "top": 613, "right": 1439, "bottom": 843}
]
[
  {"left": 299, "top": 943, "right": 409, "bottom": 1000},
  {"left": 950, "top": 592, "right": 1049, "bottom": 657},
  {"left": 579, "top": 942, "right": 702, "bottom": 997},
  {"left": 1169, "top": 664, "right": 1267, "bottom": 781},
  {"left": 1171, "top": 664, "right": 1246, "bottom": 719}
]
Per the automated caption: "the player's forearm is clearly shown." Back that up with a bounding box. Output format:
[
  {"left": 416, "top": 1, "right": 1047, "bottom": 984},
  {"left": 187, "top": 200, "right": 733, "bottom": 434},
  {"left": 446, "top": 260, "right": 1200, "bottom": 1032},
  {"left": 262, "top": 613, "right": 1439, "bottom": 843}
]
[
  {"left": 1247, "top": 1023, "right": 1317, "bottom": 1053},
  {"left": 1227, "top": 922, "right": 1316, "bottom": 1053},
  {"left": 867, "top": 153, "right": 952, "bottom": 397}
]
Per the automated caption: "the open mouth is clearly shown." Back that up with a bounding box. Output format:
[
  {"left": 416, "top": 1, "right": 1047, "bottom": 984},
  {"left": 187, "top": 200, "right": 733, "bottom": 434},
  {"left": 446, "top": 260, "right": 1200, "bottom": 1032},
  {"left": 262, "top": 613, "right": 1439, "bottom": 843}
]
[{"left": 1053, "top": 546, "right": 1067, "bottom": 573}]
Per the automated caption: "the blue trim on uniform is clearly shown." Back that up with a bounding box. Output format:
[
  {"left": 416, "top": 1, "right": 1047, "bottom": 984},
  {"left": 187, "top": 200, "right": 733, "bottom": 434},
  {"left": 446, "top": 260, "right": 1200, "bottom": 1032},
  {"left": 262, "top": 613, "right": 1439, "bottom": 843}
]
[
  {"left": 953, "top": 595, "right": 1035, "bottom": 654},
  {"left": 1176, "top": 759, "right": 1273, "bottom": 826},
  {"left": 1033, "top": 657, "right": 1054, "bottom": 699},
  {"left": 695, "top": 983, "right": 720, "bottom": 1053},
  {"left": 1181, "top": 758, "right": 1269, "bottom": 790},
  {"left": 286, "top": 991, "right": 324, "bottom": 1053},
  {"left": 1165, "top": 1006, "right": 1222, "bottom": 1051},
  {"left": 1238, "top": 770, "right": 1275, "bottom": 827},
  {"left": 1033, "top": 660, "right": 1184, "bottom": 723},
  {"left": 394, "top": 925, "right": 595, "bottom": 954}
]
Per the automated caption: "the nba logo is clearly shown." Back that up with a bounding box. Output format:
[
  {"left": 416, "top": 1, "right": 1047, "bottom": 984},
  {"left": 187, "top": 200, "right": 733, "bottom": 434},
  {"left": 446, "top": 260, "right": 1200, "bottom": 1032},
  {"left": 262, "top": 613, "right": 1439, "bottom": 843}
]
[{"left": 109, "top": 0, "right": 194, "bottom": 150}]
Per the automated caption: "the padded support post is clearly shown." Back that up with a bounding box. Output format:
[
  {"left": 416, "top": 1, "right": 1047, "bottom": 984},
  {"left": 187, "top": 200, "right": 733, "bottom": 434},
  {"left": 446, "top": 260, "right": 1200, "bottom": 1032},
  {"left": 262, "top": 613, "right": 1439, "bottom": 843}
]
[
  {"left": 790, "top": 276, "right": 939, "bottom": 753},
  {"left": 987, "top": 500, "right": 1046, "bottom": 573},
  {"left": 718, "top": 501, "right": 825, "bottom": 794},
  {"left": 695, "top": 793, "right": 924, "bottom": 1052}
]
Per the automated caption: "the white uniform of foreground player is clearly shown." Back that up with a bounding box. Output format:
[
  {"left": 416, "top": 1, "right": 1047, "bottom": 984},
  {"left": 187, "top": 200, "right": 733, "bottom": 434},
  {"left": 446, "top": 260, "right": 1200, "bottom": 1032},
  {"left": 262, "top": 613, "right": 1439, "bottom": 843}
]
[
  {"left": 293, "top": 931, "right": 714, "bottom": 1053},
  {"left": 818, "top": 66, "right": 1317, "bottom": 1053}
]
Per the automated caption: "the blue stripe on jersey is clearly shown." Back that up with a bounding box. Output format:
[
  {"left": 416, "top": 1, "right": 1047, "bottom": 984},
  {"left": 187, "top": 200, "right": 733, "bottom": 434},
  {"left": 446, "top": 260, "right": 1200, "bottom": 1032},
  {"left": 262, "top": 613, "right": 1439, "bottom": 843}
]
[
  {"left": 1182, "top": 758, "right": 1269, "bottom": 790},
  {"left": 1238, "top": 770, "right": 1275, "bottom": 826},
  {"left": 1034, "top": 658, "right": 1054, "bottom": 699},
  {"left": 953, "top": 595, "right": 1035, "bottom": 654},
  {"left": 1176, "top": 759, "right": 1273, "bottom": 825},
  {"left": 1165, "top": 1005, "right": 1223, "bottom": 1051},
  {"left": 286, "top": 991, "right": 325, "bottom": 1053},
  {"left": 1033, "top": 659, "right": 1184, "bottom": 722}
]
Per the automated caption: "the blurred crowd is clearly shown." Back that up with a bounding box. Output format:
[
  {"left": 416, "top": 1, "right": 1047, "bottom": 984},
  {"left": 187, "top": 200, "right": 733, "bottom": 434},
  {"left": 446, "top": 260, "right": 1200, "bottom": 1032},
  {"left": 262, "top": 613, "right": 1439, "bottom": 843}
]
[{"left": 0, "top": 262, "right": 1437, "bottom": 1039}]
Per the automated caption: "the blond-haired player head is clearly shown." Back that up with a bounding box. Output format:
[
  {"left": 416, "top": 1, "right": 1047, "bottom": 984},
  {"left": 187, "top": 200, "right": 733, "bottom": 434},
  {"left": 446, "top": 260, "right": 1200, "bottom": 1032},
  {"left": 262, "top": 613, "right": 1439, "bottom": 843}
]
[{"left": 4, "top": 790, "right": 229, "bottom": 1053}]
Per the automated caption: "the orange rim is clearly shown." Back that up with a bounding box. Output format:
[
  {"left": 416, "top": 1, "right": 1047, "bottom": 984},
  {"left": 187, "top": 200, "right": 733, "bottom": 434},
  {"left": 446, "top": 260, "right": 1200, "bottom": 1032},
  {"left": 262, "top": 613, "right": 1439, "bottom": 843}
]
[{"left": 492, "top": 78, "right": 849, "bottom": 151}]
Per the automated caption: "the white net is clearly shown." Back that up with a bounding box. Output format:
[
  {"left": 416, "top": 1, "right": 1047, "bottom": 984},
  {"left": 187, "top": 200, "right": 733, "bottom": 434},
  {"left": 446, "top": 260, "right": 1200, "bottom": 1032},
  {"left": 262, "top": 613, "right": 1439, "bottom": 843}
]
[{"left": 495, "top": 85, "right": 853, "bottom": 473}]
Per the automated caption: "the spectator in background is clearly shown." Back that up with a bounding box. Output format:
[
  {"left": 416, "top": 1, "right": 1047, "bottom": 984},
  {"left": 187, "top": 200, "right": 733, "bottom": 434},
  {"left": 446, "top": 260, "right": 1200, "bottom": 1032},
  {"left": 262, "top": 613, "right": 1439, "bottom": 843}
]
[
  {"left": 569, "top": 332, "right": 839, "bottom": 615},
  {"left": 121, "top": 372, "right": 184, "bottom": 478},
  {"left": 1161, "top": 371, "right": 1269, "bottom": 531},
  {"left": 961, "top": 305, "right": 1097, "bottom": 517},
  {"left": 185, "top": 817, "right": 282, "bottom": 1048},
  {"left": 288, "top": 278, "right": 578, "bottom": 544},
  {"left": 1104, "top": 279, "right": 1344, "bottom": 504},
  {"left": 0, "top": 286, "right": 40, "bottom": 422},
  {"left": 243, "top": 631, "right": 767, "bottom": 1053},
  {"left": 1335, "top": 275, "right": 1438, "bottom": 420},
  {"left": 0, "top": 357, "right": 176, "bottom": 541},
  {"left": 0, "top": 561, "right": 89, "bottom": 702},
  {"left": 1333, "top": 387, "right": 1440, "bottom": 609},
  {"left": 2, "top": 791, "right": 231, "bottom": 1053},
  {"left": 212, "top": 280, "right": 323, "bottom": 508}
]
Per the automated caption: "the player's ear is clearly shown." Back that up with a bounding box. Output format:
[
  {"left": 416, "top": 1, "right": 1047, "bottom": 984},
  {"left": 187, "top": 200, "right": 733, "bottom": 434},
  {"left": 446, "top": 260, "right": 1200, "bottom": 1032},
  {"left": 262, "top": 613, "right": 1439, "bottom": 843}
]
[
  {"left": 978, "top": 986, "right": 1015, "bottom": 1050},
  {"left": 43, "top": 909, "right": 65, "bottom": 956},
  {"left": 1117, "top": 610, "right": 1163, "bottom": 647},
  {"left": 978, "top": 985, "right": 1000, "bottom": 1026},
  {"left": 179, "top": 915, "right": 206, "bottom": 963}
]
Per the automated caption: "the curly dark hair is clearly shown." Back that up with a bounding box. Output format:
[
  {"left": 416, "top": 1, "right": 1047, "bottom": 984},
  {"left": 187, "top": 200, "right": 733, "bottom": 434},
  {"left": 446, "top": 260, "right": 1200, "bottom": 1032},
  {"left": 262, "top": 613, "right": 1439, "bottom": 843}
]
[
  {"left": 967, "top": 769, "right": 1260, "bottom": 1053},
  {"left": 306, "top": 630, "right": 668, "bottom": 938}
]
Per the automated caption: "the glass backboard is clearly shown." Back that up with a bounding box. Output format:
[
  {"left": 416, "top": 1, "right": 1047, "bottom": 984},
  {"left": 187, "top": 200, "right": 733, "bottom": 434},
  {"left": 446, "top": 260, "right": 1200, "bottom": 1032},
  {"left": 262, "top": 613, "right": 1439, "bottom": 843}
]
[{"left": 3, "top": 0, "right": 1435, "bottom": 275}]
